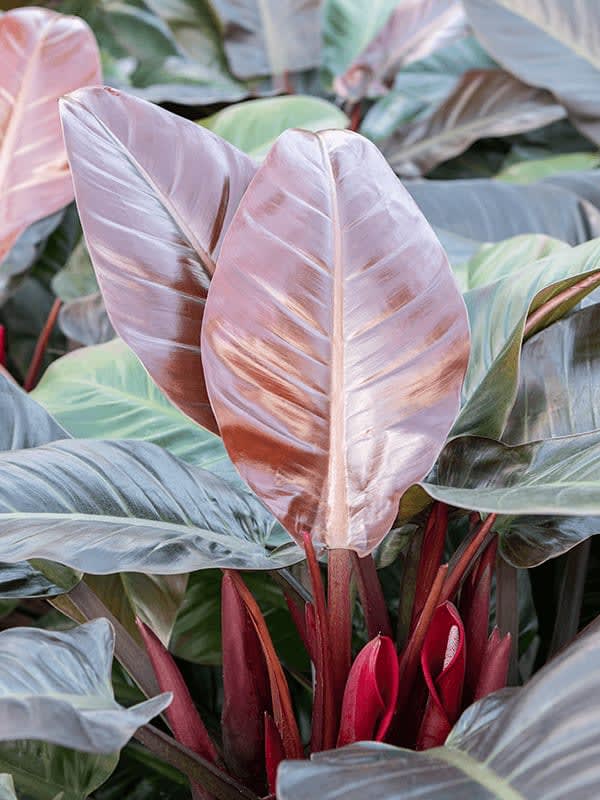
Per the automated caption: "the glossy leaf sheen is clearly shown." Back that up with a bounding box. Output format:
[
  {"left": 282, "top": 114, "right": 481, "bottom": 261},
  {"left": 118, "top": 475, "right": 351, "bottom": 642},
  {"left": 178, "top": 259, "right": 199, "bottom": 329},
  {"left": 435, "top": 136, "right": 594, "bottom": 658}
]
[
  {"left": 202, "top": 129, "right": 469, "bottom": 554},
  {"left": 279, "top": 621, "right": 600, "bottom": 799},
  {"left": 0, "top": 439, "right": 302, "bottom": 573},
  {"left": 0, "top": 8, "right": 101, "bottom": 260},
  {"left": 0, "top": 619, "right": 170, "bottom": 752},
  {"left": 60, "top": 87, "right": 256, "bottom": 433},
  {"left": 0, "top": 374, "right": 67, "bottom": 450},
  {"left": 384, "top": 69, "right": 565, "bottom": 178},
  {"left": 463, "top": 0, "right": 600, "bottom": 144},
  {"left": 335, "top": 0, "right": 468, "bottom": 102}
]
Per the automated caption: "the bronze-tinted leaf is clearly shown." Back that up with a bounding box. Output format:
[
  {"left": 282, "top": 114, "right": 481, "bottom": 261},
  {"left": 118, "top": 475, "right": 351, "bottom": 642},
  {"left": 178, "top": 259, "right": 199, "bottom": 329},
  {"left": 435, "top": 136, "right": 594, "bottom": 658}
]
[
  {"left": 0, "top": 8, "right": 101, "bottom": 262},
  {"left": 384, "top": 69, "right": 566, "bottom": 178},
  {"left": 335, "top": 0, "right": 468, "bottom": 103},
  {"left": 202, "top": 129, "right": 469, "bottom": 555},
  {"left": 60, "top": 87, "right": 256, "bottom": 433},
  {"left": 211, "top": 0, "right": 322, "bottom": 79}
]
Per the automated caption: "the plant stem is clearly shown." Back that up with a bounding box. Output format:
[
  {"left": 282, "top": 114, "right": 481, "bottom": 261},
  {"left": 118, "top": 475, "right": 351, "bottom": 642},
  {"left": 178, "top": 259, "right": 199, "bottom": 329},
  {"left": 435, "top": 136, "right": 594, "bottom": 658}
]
[
  {"left": 269, "top": 568, "right": 311, "bottom": 606},
  {"left": 134, "top": 725, "right": 259, "bottom": 800},
  {"left": 348, "top": 104, "right": 361, "bottom": 132},
  {"left": 549, "top": 539, "right": 591, "bottom": 658},
  {"left": 396, "top": 526, "right": 424, "bottom": 650},
  {"left": 328, "top": 548, "right": 353, "bottom": 712},
  {"left": 353, "top": 553, "right": 392, "bottom": 639},
  {"left": 24, "top": 297, "right": 62, "bottom": 391},
  {"left": 495, "top": 556, "right": 520, "bottom": 685},
  {"left": 440, "top": 514, "right": 498, "bottom": 604}
]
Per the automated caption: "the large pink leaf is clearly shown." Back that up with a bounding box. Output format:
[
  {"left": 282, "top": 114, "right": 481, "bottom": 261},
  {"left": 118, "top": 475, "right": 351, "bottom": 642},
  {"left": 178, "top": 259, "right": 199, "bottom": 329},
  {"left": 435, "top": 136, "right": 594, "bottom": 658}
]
[
  {"left": 0, "top": 7, "right": 100, "bottom": 262},
  {"left": 60, "top": 88, "right": 256, "bottom": 433},
  {"left": 202, "top": 129, "right": 469, "bottom": 555}
]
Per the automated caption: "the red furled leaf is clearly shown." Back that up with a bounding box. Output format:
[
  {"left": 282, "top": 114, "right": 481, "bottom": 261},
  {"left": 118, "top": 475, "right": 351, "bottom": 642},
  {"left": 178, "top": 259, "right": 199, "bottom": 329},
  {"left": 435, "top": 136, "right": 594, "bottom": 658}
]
[
  {"left": 265, "top": 712, "right": 285, "bottom": 796},
  {"left": 221, "top": 571, "right": 271, "bottom": 790},
  {"left": 417, "top": 602, "right": 466, "bottom": 750},
  {"left": 0, "top": 8, "right": 101, "bottom": 261},
  {"left": 136, "top": 619, "right": 219, "bottom": 763},
  {"left": 410, "top": 502, "right": 449, "bottom": 632},
  {"left": 461, "top": 537, "right": 497, "bottom": 704},
  {"left": 202, "top": 128, "right": 469, "bottom": 555},
  {"left": 474, "top": 627, "right": 512, "bottom": 702},
  {"left": 337, "top": 635, "right": 399, "bottom": 747},
  {"left": 60, "top": 88, "right": 256, "bottom": 433}
]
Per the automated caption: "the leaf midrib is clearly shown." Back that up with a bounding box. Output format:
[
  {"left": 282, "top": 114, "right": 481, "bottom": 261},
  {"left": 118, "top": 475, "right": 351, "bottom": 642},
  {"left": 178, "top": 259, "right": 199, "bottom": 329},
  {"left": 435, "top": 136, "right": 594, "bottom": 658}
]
[{"left": 428, "top": 746, "right": 526, "bottom": 800}]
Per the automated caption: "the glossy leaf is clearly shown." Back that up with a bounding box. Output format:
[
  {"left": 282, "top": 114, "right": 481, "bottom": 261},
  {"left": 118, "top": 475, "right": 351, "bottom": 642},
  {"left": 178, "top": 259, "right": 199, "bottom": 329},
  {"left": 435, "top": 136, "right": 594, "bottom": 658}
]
[
  {"left": 32, "top": 339, "right": 234, "bottom": 474},
  {"left": 384, "top": 70, "right": 565, "bottom": 178},
  {"left": 200, "top": 96, "right": 349, "bottom": 159},
  {"left": 0, "top": 619, "right": 169, "bottom": 752},
  {"left": 463, "top": 0, "right": 600, "bottom": 144},
  {"left": 0, "top": 373, "right": 67, "bottom": 450},
  {"left": 322, "top": 0, "right": 399, "bottom": 89},
  {"left": 58, "top": 292, "right": 115, "bottom": 346},
  {"left": 406, "top": 178, "right": 600, "bottom": 245},
  {"left": 455, "top": 237, "right": 600, "bottom": 439},
  {"left": 335, "top": 0, "right": 467, "bottom": 102},
  {"left": 60, "top": 87, "right": 257, "bottom": 433},
  {"left": 210, "top": 0, "right": 321, "bottom": 79},
  {"left": 0, "top": 438, "right": 300, "bottom": 572},
  {"left": 0, "top": 7, "right": 101, "bottom": 261},
  {"left": 202, "top": 129, "right": 469, "bottom": 554},
  {"left": 279, "top": 621, "right": 600, "bottom": 799}
]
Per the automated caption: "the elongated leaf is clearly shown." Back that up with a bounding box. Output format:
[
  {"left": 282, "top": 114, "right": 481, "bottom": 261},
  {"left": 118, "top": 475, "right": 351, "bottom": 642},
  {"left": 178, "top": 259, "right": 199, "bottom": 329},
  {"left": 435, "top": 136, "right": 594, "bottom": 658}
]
[
  {"left": 211, "top": 0, "right": 321, "bottom": 78},
  {"left": 32, "top": 339, "right": 233, "bottom": 473},
  {"left": 200, "top": 96, "right": 349, "bottom": 159},
  {"left": 384, "top": 70, "right": 565, "bottom": 177},
  {"left": 406, "top": 178, "right": 600, "bottom": 245},
  {"left": 61, "top": 87, "right": 256, "bottom": 433},
  {"left": 498, "top": 153, "right": 600, "bottom": 183},
  {"left": 58, "top": 292, "right": 115, "bottom": 346},
  {"left": 0, "top": 8, "right": 101, "bottom": 261},
  {"left": 0, "top": 560, "right": 80, "bottom": 600},
  {"left": 0, "top": 619, "right": 169, "bottom": 752},
  {"left": 322, "top": 0, "right": 399, "bottom": 88},
  {"left": 202, "top": 129, "right": 469, "bottom": 555},
  {"left": 0, "top": 374, "right": 67, "bottom": 450},
  {"left": 455, "top": 238, "right": 600, "bottom": 438},
  {"left": 0, "top": 438, "right": 300, "bottom": 572},
  {"left": 336, "top": 0, "right": 468, "bottom": 102},
  {"left": 279, "top": 621, "right": 600, "bottom": 799},
  {"left": 51, "top": 238, "right": 96, "bottom": 302},
  {"left": 463, "top": 0, "right": 600, "bottom": 145}
]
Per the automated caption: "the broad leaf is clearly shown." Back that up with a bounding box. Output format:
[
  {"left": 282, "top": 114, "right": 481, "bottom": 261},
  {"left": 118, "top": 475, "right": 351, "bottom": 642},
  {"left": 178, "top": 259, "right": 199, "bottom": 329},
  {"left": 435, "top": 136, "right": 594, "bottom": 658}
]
[
  {"left": 51, "top": 238, "right": 96, "bottom": 302},
  {"left": 463, "top": 0, "right": 600, "bottom": 145},
  {"left": 0, "top": 560, "right": 80, "bottom": 600},
  {"left": 384, "top": 69, "right": 565, "bottom": 177},
  {"left": 210, "top": 0, "right": 321, "bottom": 79},
  {"left": 497, "top": 153, "right": 600, "bottom": 183},
  {"left": 58, "top": 292, "right": 115, "bottom": 346},
  {"left": 61, "top": 87, "right": 256, "bottom": 433},
  {"left": 455, "top": 238, "right": 600, "bottom": 438},
  {"left": 0, "top": 7, "right": 101, "bottom": 261},
  {"left": 0, "top": 373, "right": 67, "bottom": 450},
  {"left": 335, "top": 0, "right": 468, "bottom": 102},
  {"left": 0, "top": 438, "right": 301, "bottom": 572},
  {"left": 278, "top": 620, "right": 600, "bottom": 798},
  {"left": 361, "top": 36, "right": 496, "bottom": 142},
  {"left": 0, "top": 619, "right": 169, "bottom": 751},
  {"left": 202, "top": 129, "right": 469, "bottom": 555},
  {"left": 406, "top": 178, "right": 600, "bottom": 245},
  {"left": 322, "top": 0, "right": 399, "bottom": 89},
  {"left": 200, "top": 96, "right": 349, "bottom": 159},
  {"left": 32, "top": 339, "right": 233, "bottom": 473}
]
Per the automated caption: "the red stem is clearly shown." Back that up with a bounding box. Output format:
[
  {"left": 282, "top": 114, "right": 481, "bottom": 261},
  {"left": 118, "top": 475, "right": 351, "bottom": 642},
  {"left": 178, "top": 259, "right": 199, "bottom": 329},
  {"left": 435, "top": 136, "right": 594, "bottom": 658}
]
[
  {"left": 24, "top": 298, "right": 62, "bottom": 391},
  {"left": 353, "top": 553, "right": 393, "bottom": 639},
  {"left": 410, "top": 503, "right": 448, "bottom": 633},
  {"left": 328, "top": 548, "right": 354, "bottom": 717},
  {"left": 349, "top": 104, "right": 361, "bottom": 132},
  {"left": 439, "top": 514, "right": 498, "bottom": 605}
]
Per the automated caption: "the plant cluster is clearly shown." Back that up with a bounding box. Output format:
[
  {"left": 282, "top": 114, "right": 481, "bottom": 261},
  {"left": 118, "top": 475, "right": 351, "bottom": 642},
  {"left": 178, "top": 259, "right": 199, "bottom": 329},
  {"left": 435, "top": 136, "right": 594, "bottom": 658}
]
[{"left": 1, "top": 2, "right": 600, "bottom": 800}]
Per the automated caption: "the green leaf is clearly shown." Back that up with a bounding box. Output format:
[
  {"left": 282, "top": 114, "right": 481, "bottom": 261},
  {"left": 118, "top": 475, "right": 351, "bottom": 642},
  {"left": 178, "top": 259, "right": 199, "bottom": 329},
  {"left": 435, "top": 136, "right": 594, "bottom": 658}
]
[
  {"left": 0, "top": 741, "right": 117, "bottom": 800},
  {"left": 278, "top": 620, "right": 600, "bottom": 798},
  {"left": 51, "top": 238, "right": 96, "bottom": 302},
  {"left": 497, "top": 152, "right": 600, "bottom": 183},
  {"left": 58, "top": 292, "right": 114, "bottom": 346},
  {"left": 0, "top": 438, "right": 302, "bottom": 573},
  {"left": 200, "top": 96, "right": 349, "bottom": 159},
  {"left": 454, "top": 238, "right": 600, "bottom": 439},
  {"left": 322, "top": 0, "right": 398, "bottom": 89},
  {"left": 0, "top": 619, "right": 169, "bottom": 751},
  {"left": 31, "top": 339, "right": 232, "bottom": 473},
  {"left": 0, "top": 561, "right": 80, "bottom": 600}
]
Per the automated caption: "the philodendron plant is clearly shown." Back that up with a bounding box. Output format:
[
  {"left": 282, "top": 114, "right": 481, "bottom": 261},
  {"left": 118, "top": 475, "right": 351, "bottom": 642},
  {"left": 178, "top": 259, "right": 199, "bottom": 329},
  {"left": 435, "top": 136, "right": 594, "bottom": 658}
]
[{"left": 4, "top": 76, "right": 600, "bottom": 800}]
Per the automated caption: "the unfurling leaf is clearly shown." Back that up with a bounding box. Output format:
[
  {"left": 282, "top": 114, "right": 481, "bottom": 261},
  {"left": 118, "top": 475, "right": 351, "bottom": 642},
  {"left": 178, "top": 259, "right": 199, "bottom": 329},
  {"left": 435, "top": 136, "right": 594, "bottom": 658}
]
[
  {"left": 60, "top": 87, "right": 256, "bottom": 433},
  {"left": 337, "top": 636, "right": 399, "bottom": 747},
  {"left": 0, "top": 8, "right": 101, "bottom": 261},
  {"left": 202, "top": 129, "right": 469, "bottom": 555},
  {"left": 474, "top": 628, "right": 511, "bottom": 702},
  {"left": 417, "top": 602, "right": 465, "bottom": 749}
]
